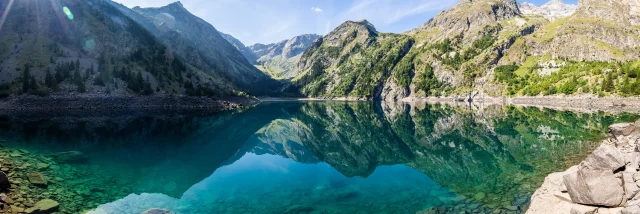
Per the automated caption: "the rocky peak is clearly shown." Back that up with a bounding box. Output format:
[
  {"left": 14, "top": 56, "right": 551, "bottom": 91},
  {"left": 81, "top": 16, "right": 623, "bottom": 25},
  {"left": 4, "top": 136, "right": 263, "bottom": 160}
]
[
  {"left": 409, "top": 0, "right": 520, "bottom": 42},
  {"left": 576, "top": 0, "right": 640, "bottom": 25},
  {"left": 322, "top": 20, "right": 378, "bottom": 47},
  {"left": 519, "top": 0, "right": 577, "bottom": 21}
]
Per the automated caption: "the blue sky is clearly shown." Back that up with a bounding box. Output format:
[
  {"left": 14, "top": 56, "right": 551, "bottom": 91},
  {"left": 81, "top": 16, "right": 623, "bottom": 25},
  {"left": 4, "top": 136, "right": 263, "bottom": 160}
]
[{"left": 115, "top": 0, "right": 578, "bottom": 45}]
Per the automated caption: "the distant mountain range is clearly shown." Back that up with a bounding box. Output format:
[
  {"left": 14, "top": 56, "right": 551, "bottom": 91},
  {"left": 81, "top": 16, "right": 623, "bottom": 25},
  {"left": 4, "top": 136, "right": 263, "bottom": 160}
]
[{"left": 221, "top": 33, "right": 321, "bottom": 80}]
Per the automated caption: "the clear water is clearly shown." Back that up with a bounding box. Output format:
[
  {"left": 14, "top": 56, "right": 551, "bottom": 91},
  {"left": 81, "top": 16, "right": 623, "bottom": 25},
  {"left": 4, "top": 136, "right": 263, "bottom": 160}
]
[{"left": 0, "top": 101, "right": 638, "bottom": 214}]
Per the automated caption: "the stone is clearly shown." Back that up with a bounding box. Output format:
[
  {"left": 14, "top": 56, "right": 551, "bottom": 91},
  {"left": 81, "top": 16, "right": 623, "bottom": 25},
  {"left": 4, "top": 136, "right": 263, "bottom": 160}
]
[
  {"left": 27, "top": 173, "right": 47, "bottom": 187},
  {"left": 0, "top": 171, "right": 9, "bottom": 191},
  {"left": 564, "top": 168, "right": 626, "bottom": 207},
  {"left": 622, "top": 205, "right": 640, "bottom": 214},
  {"left": 25, "top": 199, "right": 59, "bottom": 214},
  {"left": 610, "top": 123, "right": 637, "bottom": 138},
  {"left": 12, "top": 207, "right": 24, "bottom": 213},
  {"left": 569, "top": 205, "right": 597, "bottom": 214},
  {"left": 626, "top": 171, "right": 640, "bottom": 199},
  {"left": 141, "top": 208, "right": 172, "bottom": 214},
  {"left": 36, "top": 163, "right": 49, "bottom": 169},
  {"left": 50, "top": 151, "right": 88, "bottom": 164},
  {"left": 473, "top": 192, "right": 486, "bottom": 201},
  {"left": 580, "top": 145, "right": 625, "bottom": 172}
]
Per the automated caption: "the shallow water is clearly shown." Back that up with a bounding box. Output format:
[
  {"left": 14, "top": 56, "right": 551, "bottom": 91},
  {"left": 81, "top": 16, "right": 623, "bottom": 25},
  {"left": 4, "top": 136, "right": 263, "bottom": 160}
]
[{"left": 0, "top": 102, "right": 638, "bottom": 214}]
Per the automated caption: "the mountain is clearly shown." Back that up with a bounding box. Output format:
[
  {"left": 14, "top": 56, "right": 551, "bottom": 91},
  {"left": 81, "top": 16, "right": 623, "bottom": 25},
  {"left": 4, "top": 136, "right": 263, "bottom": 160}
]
[
  {"left": 111, "top": 1, "right": 280, "bottom": 95},
  {"left": 0, "top": 0, "right": 237, "bottom": 97},
  {"left": 248, "top": 34, "right": 321, "bottom": 79},
  {"left": 220, "top": 32, "right": 259, "bottom": 64},
  {"left": 293, "top": 0, "right": 640, "bottom": 100},
  {"left": 293, "top": 20, "right": 413, "bottom": 98},
  {"left": 518, "top": 0, "right": 577, "bottom": 21}
]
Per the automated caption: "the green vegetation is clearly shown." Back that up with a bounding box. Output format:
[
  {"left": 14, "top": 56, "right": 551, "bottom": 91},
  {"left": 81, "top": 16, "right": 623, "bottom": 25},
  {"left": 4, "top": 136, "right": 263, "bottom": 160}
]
[
  {"left": 414, "top": 64, "right": 444, "bottom": 96},
  {"left": 495, "top": 61, "right": 640, "bottom": 96}
]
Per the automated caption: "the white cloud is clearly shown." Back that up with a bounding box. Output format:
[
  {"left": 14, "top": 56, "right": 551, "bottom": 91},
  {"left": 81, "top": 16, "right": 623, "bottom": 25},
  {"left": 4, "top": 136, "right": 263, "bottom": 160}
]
[{"left": 311, "top": 7, "right": 323, "bottom": 13}]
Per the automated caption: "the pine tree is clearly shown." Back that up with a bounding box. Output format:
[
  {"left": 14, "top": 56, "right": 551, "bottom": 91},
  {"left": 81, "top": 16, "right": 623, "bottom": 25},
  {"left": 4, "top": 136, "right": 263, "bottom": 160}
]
[
  {"left": 30, "top": 76, "right": 38, "bottom": 91},
  {"left": 75, "top": 59, "right": 80, "bottom": 71},
  {"left": 136, "top": 72, "right": 144, "bottom": 93},
  {"left": 45, "top": 71, "right": 54, "bottom": 88},
  {"left": 75, "top": 69, "right": 86, "bottom": 93},
  {"left": 22, "top": 64, "right": 30, "bottom": 93}
]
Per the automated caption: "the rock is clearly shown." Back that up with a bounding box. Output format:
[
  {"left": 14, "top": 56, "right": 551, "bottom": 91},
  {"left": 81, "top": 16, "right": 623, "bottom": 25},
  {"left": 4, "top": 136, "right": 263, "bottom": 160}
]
[
  {"left": 0, "top": 171, "right": 9, "bottom": 191},
  {"left": 141, "top": 208, "right": 172, "bottom": 214},
  {"left": 564, "top": 168, "right": 626, "bottom": 207},
  {"left": 473, "top": 192, "right": 486, "bottom": 201},
  {"left": 36, "top": 163, "right": 49, "bottom": 169},
  {"left": 25, "top": 199, "right": 59, "bottom": 214},
  {"left": 622, "top": 205, "right": 640, "bottom": 214},
  {"left": 580, "top": 145, "right": 625, "bottom": 172},
  {"left": 50, "top": 151, "right": 88, "bottom": 164},
  {"left": 610, "top": 123, "right": 637, "bottom": 138},
  {"left": 12, "top": 207, "right": 24, "bottom": 213},
  {"left": 626, "top": 171, "right": 640, "bottom": 199},
  {"left": 569, "top": 205, "right": 597, "bottom": 214},
  {"left": 27, "top": 173, "right": 47, "bottom": 187}
]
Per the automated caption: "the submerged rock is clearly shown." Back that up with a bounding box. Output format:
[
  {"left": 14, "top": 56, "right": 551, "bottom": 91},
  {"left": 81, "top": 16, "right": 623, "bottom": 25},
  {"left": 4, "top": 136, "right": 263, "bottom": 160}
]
[
  {"left": 27, "top": 173, "right": 47, "bottom": 187},
  {"left": 50, "top": 151, "right": 88, "bottom": 164},
  {"left": 141, "top": 208, "right": 172, "bottom": 214},
  {"left": 25, "top": 199, "right": 59, "bottom": 214}
]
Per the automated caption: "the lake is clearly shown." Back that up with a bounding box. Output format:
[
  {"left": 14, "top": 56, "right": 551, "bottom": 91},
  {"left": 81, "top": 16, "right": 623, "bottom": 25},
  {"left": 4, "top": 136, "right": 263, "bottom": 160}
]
[{"left": 0, "top": 101, "right": 637, "bottom": 214}]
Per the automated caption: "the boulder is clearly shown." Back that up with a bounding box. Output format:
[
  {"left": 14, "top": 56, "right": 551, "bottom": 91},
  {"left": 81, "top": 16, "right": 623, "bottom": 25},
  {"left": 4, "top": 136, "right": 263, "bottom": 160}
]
[
  {"left": 580, "top": 145, "right": 625, "bottom": 172},
  {"left": 27, "top": 173, "right": 47, "bottom": 187},
  {"left": 563, "top": 145, "right": 627, "bottom": 207},
  {"left": 25, "top": 199, "right": 59, "bottom": 214},
  {"left": 564, "top": 169, "right": 626, "bottom": 207},
  {"left": 50, "top": 151, "right": 88, "bottom": 164},
  {"left": 0, "top": 171, "right": 9, "bottom": 191},
  {"left": 610, "top": 123, "right": 637, "bottom": 138},
  {"left": 141, "top": 208, "right": 172, "bottom": 214}
]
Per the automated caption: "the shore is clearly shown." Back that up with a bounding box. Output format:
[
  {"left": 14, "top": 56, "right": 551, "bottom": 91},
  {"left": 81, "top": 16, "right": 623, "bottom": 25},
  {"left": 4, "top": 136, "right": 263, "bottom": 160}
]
[
  {"left": 0, "top": 94, "right": 259, "bottom": 113},
  {"left": 527, "top": 120, "right": 640, "bottom": 213}
]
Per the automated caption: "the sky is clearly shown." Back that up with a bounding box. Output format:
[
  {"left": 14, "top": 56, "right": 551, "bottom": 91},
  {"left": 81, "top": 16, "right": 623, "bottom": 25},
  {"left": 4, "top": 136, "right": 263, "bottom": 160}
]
[{"left": 115, "top": 0, "right": 579, "bottom": 46}]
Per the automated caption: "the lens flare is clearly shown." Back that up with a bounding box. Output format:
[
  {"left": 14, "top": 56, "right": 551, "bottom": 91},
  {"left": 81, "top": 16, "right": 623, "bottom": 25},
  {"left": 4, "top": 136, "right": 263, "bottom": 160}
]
[
  {"left": 83, "top": 38, "right": 96, "bottom": 51},
  {"left": 0, "top": 0, "right": 16, "bottom": 33},
  {"left": 63, "top": 6, "right": 73, "bottom": 20}
]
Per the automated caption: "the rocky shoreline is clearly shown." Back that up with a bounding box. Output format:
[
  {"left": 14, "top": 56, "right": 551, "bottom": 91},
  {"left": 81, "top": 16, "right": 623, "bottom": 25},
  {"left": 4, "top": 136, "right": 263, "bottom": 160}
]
[
  {"left": 401, "top": 95, "right": 640, "bottom": 113},
  {"left": 0, "top": 94, "right": 259, "bottom": 113},
  {"left": 527, "top": 120, "right": 640, "bottom": 213}
]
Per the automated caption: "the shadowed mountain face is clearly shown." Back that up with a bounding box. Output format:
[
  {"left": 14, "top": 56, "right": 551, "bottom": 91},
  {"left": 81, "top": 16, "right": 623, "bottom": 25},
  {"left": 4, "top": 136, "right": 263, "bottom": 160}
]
[
  {"left": 1, "top": 102, "right": 638, "bottom": 213},
  {"left": 110, "top": 1, "right": 281, "bottom": 95}
]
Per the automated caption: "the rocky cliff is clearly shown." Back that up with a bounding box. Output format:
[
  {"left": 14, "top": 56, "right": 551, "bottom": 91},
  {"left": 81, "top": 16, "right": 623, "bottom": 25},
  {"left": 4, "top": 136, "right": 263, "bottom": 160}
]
[{"left": 220, "top": 32, "right": 259, "bottom": 64}]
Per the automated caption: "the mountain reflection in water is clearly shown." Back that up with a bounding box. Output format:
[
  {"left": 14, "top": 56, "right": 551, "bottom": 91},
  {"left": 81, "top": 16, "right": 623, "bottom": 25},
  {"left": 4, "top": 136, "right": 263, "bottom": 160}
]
[{"left": 0, "top": 102, "right": 637, "bottom": 214}]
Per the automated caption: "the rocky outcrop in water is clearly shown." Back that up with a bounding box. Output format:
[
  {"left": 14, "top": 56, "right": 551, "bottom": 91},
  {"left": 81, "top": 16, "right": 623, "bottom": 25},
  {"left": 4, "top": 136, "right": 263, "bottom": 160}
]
[{"left": 528, "top": 120, "right": 640, "bottom": 213}]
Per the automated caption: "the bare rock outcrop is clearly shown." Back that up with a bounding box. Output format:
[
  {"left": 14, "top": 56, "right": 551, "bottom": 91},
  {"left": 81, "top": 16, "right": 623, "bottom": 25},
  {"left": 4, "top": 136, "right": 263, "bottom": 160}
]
[{"left": 528, "top": 120, "right": 640, "bottom": 213}]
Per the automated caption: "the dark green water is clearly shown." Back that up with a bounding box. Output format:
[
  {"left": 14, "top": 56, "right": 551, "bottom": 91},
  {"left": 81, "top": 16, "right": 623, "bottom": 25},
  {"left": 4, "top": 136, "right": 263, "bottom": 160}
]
[{"left": 0, "top": 101, "right": 638, "bottom": 214}]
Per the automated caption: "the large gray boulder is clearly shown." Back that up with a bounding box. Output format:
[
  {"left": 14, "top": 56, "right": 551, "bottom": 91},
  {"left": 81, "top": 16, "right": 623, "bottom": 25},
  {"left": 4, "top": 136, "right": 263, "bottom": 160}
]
[
  {"left": 580, "top": 145, "right": 625, "bottom": 172},
  {"left": 563, "top": 145, "right": 627, "bottom": 207}
]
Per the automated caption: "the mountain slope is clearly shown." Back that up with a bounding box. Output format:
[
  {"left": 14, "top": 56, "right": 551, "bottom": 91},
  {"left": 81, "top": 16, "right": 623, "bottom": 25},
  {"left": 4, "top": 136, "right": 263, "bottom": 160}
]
[
  {"left": 249, "top": 34, "right": 321, "bottom": 79},
  {"left": 293, "top": 20, "right": 413, "bottom": 99},
  {"left": 111, "top": 1, "right": 280, "bottom": 95},
  {"left": 294, "top": 0, "right": 640, "bottom": 100},
  {"left": 220, "top": 32, "right": 258, "bottom": 64},
  {"left": 0, "top": 0, "right": 236, "bottom": 97}
]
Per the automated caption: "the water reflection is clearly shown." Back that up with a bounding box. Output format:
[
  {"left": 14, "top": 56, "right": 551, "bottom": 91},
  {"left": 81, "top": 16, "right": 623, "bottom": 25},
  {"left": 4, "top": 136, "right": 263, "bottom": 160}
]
[{"left": 0, "top": 102, "right": 637, "bottom": 213}]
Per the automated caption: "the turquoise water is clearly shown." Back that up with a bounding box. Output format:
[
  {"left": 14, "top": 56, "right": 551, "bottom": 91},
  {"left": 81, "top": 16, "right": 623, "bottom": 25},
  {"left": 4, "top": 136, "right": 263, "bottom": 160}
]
[{"left": 0, "top": 102, "right": 638, "bottom": 214}]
